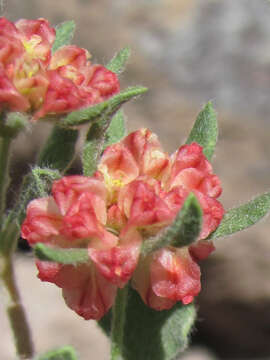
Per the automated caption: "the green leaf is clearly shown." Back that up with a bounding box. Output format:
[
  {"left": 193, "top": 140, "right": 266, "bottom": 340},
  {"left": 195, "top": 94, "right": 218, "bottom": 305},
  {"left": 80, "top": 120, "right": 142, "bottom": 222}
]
[
  {"left": 35, "top": 243, "right": 89, "bottom": 264},
  {"left": 142, "top": 193, "right": 202, "bottom": 256},
  {"left": 186, "top": 102, "right": 218, "bottom": 161},
  {"left": 106, "top": 47, "right": 131, "bottom": 75},
  {"left": 82, "top": 120, "right": 107, "bottom": 176},
  {"left": 99, "top": 287, "right": 196, "bottom": 360},
  {"left": 38, "top": 125, "right": 78, "bottom": 172},
  {"left": 61, "top": 86, "right": 147, "bottom": 127},
  {"left": 38, "top": 346, "right": 78, "bottom": 360},
  {"left": 125, "top": 290, "right": 196, "bottom": 360},
  {"left": 52, "top": 20, "right": 76, "bottom": 53},
  {"left": 103, "top": 110, "right": 126, "bottom": 150},
  {"left": 209, "top": 192, "right": 270, "bottom": 240}
]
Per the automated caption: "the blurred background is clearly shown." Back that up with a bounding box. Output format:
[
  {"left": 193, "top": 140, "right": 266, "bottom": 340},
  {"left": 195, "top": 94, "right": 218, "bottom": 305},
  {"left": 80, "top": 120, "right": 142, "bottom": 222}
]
[{"left": 1, "top": 0, "right": 270, "bottom": 359}]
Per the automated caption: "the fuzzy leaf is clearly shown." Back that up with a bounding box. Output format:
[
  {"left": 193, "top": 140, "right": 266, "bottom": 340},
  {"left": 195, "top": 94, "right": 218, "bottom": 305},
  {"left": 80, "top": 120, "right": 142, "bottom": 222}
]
[
  {"left": 209, "top": 192, "right": 270, "bottom": 240},
  {"left": 82, "top": 120, "right": 107, "bottom": 176},
  {"left": 142, "top": 193, "right": 202, "bottom": 256},
  {"left": 106, "top": 47, "right": 131, "bottom": 75},
  {"left": 99, "top": 287, "right": 196, "bottom": 360},
  {"left": 35, "top": 243, "right": 89, "bottom": 264},
  {"left": 61, "top": 86, "right": 147, "bottom": 127},
  {"left": 186, "top": 102, "right": 218, "bottom": 161},
  {"left": 38, "top": 125, "right": 78, "bottom": 172},
  {"left": 38, "top": 346, "right": 77, "bottom": 360},
  {"left": 52, "top": 20, "right": 76, "bottom": 53},
  {"left": 103, "top": 110, "right": 126, "bottom": 150},
  {"left": 125, "top": 289, "right": 196, "bottom": 360}
]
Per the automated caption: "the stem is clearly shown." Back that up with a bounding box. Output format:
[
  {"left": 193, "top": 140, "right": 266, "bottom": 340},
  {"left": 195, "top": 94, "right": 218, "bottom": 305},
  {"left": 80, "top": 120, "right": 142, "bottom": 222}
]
[
  {"left": 110, "top": 285, "right": 129, "bottom": 360},
  {"left": 1, "top": 255, "right": 34, "bottom": 359},
  {"left": 0, "top": 136, "right": 12, "bottom": 226}
]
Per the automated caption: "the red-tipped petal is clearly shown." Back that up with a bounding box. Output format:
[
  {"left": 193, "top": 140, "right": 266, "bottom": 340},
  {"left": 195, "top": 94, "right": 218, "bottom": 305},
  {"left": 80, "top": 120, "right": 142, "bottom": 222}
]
[
  {"left": 89, "top": 227, "right": 142, "bottom": 287},
  {"left": 21, "top": 197, "right": 62, "bottom": 245}
]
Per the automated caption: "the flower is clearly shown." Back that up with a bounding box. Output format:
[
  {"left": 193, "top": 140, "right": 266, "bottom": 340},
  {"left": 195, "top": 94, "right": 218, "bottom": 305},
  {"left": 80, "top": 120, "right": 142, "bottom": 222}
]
[
  {"left": 21, "top": 176, "right": 140, "bottom": 319},
  {"left": 0, "top": 17, "right": 120, "bottom": 119},
  {"left": 96, "top": 129, "right": 224, "bottom": 310},
  {"left": 21, "top": 129, "right": 224, "bottom": 319}
]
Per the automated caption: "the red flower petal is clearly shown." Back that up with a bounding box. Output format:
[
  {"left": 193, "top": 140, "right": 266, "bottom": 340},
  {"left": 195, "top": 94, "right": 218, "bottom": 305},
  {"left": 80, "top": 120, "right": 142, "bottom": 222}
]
[{"left": 89, "top": 227, "right": 142, "bottom": 287}]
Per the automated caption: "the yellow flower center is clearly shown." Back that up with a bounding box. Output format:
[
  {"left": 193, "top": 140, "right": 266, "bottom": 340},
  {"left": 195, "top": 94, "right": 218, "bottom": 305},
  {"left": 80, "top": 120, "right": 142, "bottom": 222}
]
[
  {"left": 22, "top": 35, "right": 44, "bottom": 59},
  {"left": 99, "top": 165, "right": 126, "bottom": 203}
]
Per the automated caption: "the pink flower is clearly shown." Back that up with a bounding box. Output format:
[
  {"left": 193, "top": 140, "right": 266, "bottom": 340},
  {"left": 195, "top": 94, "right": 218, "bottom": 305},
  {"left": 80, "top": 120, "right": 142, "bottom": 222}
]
[
  {"left": 21, "top": 176, "right": 141, "bottom": 318},
  {"left": 96, "top": 129, "right": 224, "bottom": 310},
  {"left": 21, "top": 129, "right": 224, "bottom": 319},
  {"left": 0, "top": 17, "right": 120, "bottom": 119},
  {"left": 97, "top": 129, "right": 224, "bottom": 240},
  {"left": 36, "top": 261, "right": 117, "bottom": 320},
  {"left": 132, "top": 247, "right": 201, "bottom": 310}
]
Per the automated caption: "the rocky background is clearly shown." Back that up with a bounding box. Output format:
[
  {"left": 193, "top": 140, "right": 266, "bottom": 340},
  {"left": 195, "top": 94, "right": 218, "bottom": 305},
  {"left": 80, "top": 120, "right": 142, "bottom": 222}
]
[{"left": 1, "top": 0, "right": 270, "bottom": 359}]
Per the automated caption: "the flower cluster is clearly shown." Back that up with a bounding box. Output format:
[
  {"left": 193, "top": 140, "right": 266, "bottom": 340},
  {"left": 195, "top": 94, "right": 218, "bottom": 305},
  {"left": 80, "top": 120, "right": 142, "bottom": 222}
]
[
  {"left": 0, "top": 18, "right": 119, "bottom": 120},
  {"left": 21, "top": 129, "right": 224, "bottom": 320}
]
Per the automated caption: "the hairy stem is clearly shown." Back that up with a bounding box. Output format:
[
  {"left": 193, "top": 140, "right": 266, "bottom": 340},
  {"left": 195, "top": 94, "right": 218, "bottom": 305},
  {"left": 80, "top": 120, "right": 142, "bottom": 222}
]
[
  {"left": 0, "top": 136, "right": 12, "bottom": 226},
  {"left": 111, "top": 285, "right": 129, "bottom": 360},
  {"left": 1, "top": 255, "right": 34, "bottom": 359}
]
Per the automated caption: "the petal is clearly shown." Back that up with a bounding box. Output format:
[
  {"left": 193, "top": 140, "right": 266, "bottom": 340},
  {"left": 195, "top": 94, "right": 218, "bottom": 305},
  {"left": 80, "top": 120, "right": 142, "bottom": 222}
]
[
  {"left": 0, "top": 66, "right": 30, "bottom": 111},
  {"left": 61, "top": 264, "right": 117, "bottom": 320},
  {"left": 98, "top": 143, "right": 139, "bottom": 202},
  {"left": 123, "top": 128, "right": 170, "bottom": 179},
  {"left": 11, "top": 59, "right": 49, "bottom": 109},
  {"left": 50, "top": 45, "right": 89, "bottom": 70},
  {"left": 189, "top": 240, "right": 216, "bottom": 261},
  {"left": 0, "top": 18, "right": 24, "bottom": 65},
  {"left": 198, "top": 174, "right": 222, "bottom": 198},
  {"left": 168, "top": 143, "right": 213, "bottom": 189},
  {"left": 21, "top": 197, "right": 62, "bottom": 245},
  {"left": 15, "top": 18, "right": 55, "bottom": 45},
  {"left": 89, "top": 227, "right": 142, "bottom": 287},
  {"left": 163, "top": 186, "right": 188, "bottom": 216},
  {"left": 15, "top": 18, "right": 55, "bottom": 63},
  {"left": 169, "top": 168, "right": 204, "bottom": 191},
  {"left": 34, "top": 70, "right": 84, "bottom": 119},
  {"left": 0, "top": 17, "right": 20, "bottom": 38},
  {"left": 193, "top": 190, "right": 224, "bottom": 239},
  {"left": 132, "top": 254, "right": 176, "bottom": 311},
  {"left": 172, "top": 143, "right": 212, "bottom": 173},
  {"left": 82, "top": 64, "right": 120, "bottom": 100},
  {"left": 0, "top": 18, "right": 24, "bottom": 66},
  {"left": 151, "top": 247, "right": 201, "bottom": 304},
  {"left": 107, "top": 204, "right": 127, "bottom": 231},
  {"left": 38, "top": 261, "right": 117, "bottom": 320},
  {"left": 61, "top": 193, "right": 117, "bottom": 248},
  {"left": 52, "top": 175, "right": 107, "bottom": 217},
  {"left": 118, "top": 180, "right": 174, "bottom": 232},
  {"left": 36, "top": 260, "right": 62, "bottom": 283}
]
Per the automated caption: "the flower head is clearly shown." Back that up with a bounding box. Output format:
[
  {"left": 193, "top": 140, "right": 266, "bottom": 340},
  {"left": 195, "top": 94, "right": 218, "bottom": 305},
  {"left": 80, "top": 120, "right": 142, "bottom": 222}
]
[
  {"left": 21, "top": 129, "right": 224, "bottom": 318},
  {"left": 0, "top": 17, "right": 120, "bottom": 119}
]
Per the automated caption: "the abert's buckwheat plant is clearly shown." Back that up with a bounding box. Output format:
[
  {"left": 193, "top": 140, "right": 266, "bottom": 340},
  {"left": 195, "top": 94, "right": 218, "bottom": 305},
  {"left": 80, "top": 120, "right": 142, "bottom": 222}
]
[{"left": 0, "top": 17, "right": 269, "bottom": 360}]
